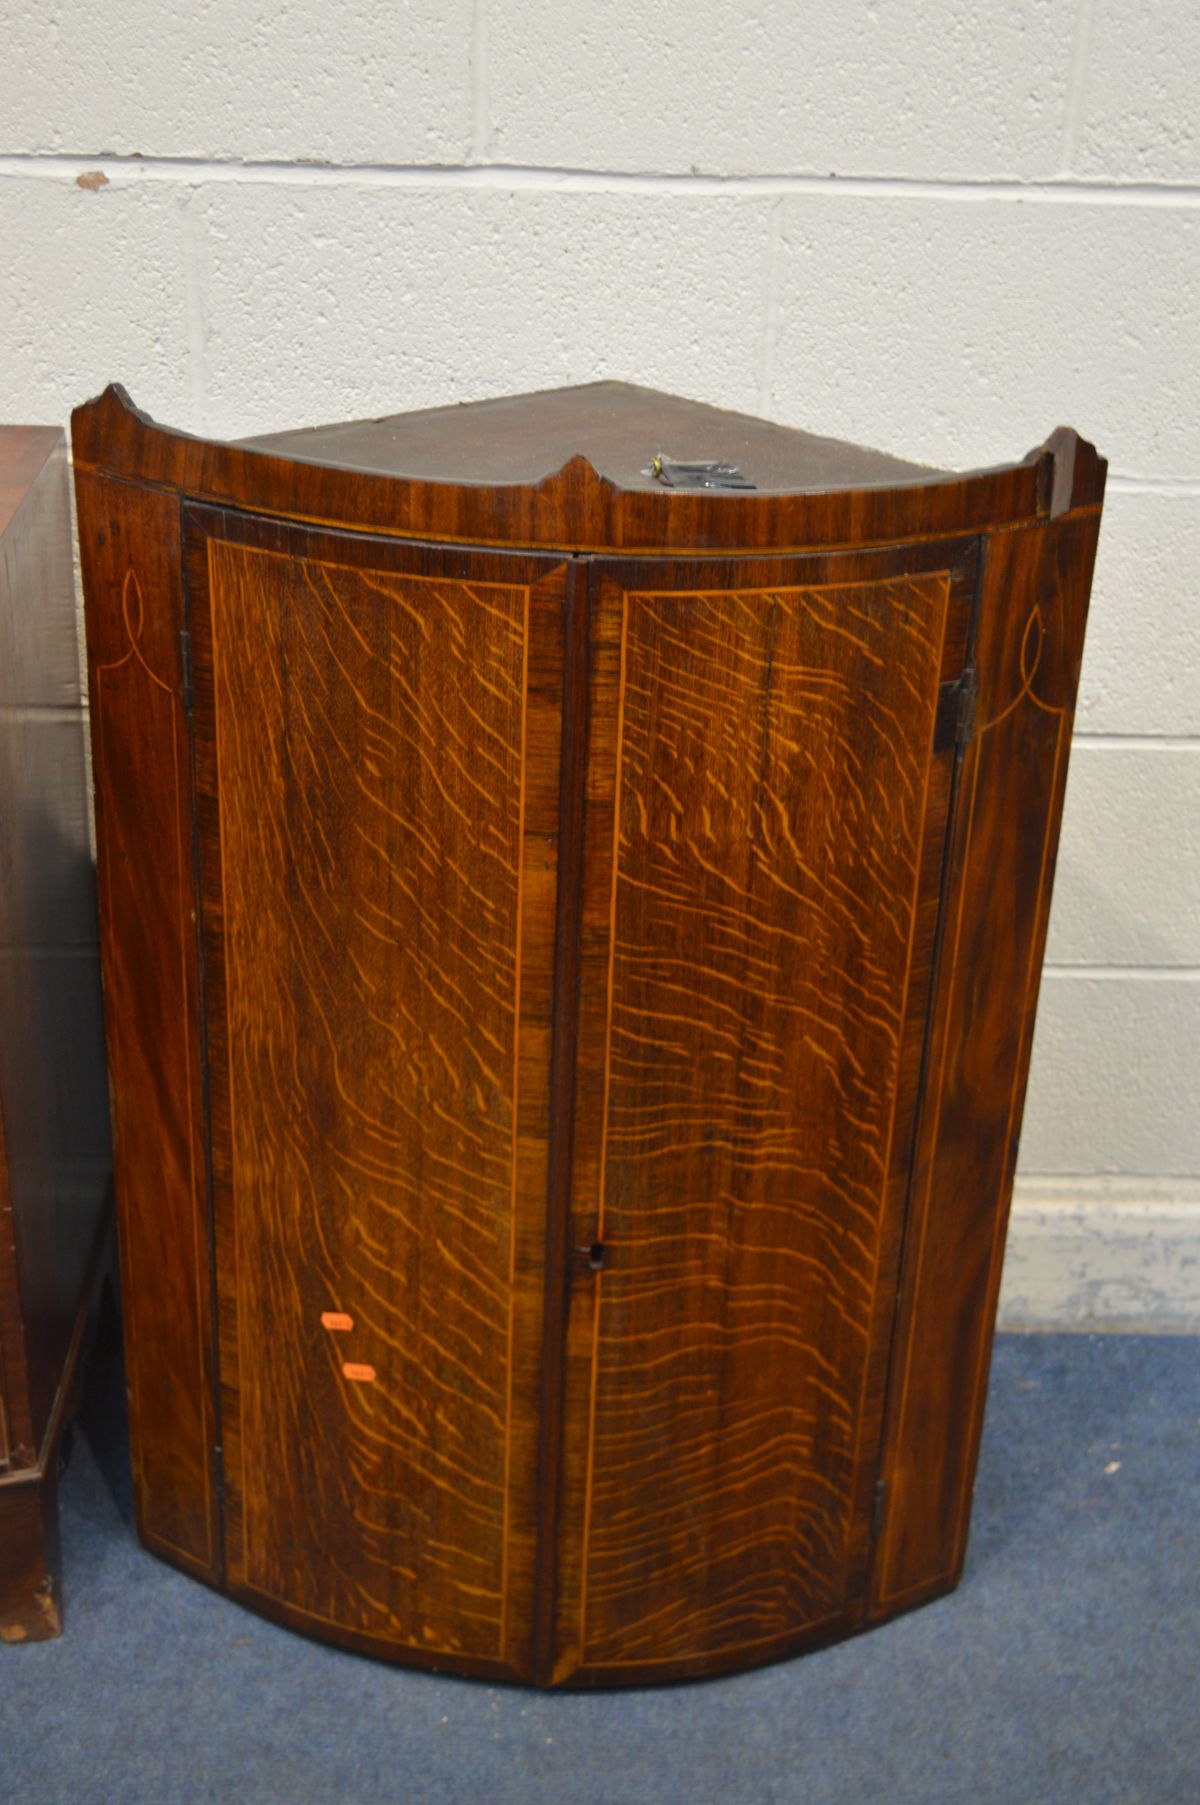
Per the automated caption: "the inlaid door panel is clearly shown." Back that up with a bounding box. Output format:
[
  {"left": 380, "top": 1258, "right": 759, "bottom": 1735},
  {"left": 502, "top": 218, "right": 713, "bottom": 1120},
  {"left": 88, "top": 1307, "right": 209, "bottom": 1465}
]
[
  {"left": 554, "top": 549, "right": 976, "bottom": 1683},
  {"left": 183, "top": 508, "right": 568, "bottom": 1680}
]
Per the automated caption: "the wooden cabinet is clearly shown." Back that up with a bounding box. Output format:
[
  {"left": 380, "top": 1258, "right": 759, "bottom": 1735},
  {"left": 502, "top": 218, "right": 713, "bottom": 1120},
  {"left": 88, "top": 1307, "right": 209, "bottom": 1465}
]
[
  {"left": 73, "top": 382, "right": 1104, "bottom": 1686},
  {"left": 0, "top": 427, "right": 112, "bottom": 1642}
]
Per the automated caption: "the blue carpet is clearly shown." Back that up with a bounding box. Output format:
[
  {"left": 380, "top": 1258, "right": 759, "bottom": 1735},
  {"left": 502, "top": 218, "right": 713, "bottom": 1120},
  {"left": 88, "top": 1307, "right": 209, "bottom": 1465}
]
[{"left": 1, "top": 1333, "right": 1197, "bottom": 1804}]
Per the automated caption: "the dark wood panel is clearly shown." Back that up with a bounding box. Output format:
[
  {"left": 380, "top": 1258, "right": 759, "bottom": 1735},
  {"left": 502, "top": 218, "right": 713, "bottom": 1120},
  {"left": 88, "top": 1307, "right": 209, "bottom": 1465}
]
[
  {"left": 871, "top": 507, "right": 1102, "bottom": 1616},
  {"left": 0, "top": 1460, "right": 61, "bottom": 1642},
  {"left": 531, "top": 562, "right": 590, "bottom": 1685},
  {"left": 184, "top": 510, "right": 566, "bottom": 1679},
  {"left": 1, "top": 428, "right": 66, "bottom": 1467},
  {"left": 555, "top": 550, "right": 972, "bottom": 1683},
  {"left": 76, "top": 472, "right": 218, "bottom": 1579},
  {"left": 0, "top": 425, "right": 113, "bottom": 1641},
  {"left": 0, "top": 1201, "right": 111, "bottom": 1643},
  {"left": 0, "top": 431, "right": 110, "bottom": 1465}
]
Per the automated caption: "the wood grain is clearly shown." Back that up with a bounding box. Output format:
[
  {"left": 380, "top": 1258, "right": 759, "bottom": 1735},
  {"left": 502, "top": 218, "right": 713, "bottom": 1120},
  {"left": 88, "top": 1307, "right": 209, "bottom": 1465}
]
[
  {"left": 71, "top": 384, "right": 1094, "bottom": 560},
  {"left": 76, "top": 472, "right": 218, "bottom": 1579},
  {"left": 554, "top": 553, "right": 969, "bottom": 1683},
  {"left": 871, "top": 508, "right": 1102, "bottom": 1617},
  {"left": 184, "top": 509, "right": 566, "bottom": 1679},
  {"left": 72, "top": 384, "right": 1105, "bottom": 1686}
]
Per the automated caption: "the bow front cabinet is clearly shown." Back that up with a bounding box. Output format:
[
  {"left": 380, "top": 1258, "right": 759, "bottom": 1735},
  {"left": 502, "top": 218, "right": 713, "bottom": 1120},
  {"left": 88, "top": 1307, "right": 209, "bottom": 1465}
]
[{"left": 73, "top": 382, "right": 1103, "bottom": 1686}]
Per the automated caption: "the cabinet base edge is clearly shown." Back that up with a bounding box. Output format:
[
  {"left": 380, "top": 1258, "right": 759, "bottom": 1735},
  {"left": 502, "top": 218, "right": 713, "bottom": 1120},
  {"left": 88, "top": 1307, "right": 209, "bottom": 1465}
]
[{"left": 126, "top": 1528, "right": 968, "bottom": 1687}]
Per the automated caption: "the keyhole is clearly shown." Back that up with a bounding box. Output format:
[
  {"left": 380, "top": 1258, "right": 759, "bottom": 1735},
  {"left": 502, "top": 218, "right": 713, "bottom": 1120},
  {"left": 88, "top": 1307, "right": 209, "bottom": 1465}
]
[{"left": 588, "top": 1242, "right": 606, "bottom": 1272}]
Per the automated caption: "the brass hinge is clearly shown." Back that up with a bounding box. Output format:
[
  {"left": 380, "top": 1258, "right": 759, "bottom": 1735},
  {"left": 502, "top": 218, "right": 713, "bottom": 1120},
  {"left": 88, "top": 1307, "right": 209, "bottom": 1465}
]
[
  {"left": 871, "top": 1478, "right": 888, "bottom": 1540},
  {"left": 933, "top": 665, "right": 978, "bottom": 755}
]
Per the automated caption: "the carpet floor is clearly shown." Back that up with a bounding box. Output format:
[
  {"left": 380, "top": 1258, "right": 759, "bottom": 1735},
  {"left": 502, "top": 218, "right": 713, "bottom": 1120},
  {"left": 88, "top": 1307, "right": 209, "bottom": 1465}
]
[{"left": 1, "top": 1332, "right": 1196, "bottom": 1804}]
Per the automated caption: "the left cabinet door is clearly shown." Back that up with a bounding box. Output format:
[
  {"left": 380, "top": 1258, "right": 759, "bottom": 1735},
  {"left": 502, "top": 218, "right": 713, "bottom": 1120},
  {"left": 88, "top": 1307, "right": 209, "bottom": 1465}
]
[{"left": 183, "top": 506, "right": 570, "bottom": 1680}]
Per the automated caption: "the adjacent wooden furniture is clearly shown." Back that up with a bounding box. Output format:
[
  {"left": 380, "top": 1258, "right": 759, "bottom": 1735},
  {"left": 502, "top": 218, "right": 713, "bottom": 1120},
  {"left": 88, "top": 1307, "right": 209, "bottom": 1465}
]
[
  {"left": 73, "top": 382, "right": 1104, "bottom": 1686},
  {"left": 0, "top": 426, "right": 112, "bottom": 1642}
]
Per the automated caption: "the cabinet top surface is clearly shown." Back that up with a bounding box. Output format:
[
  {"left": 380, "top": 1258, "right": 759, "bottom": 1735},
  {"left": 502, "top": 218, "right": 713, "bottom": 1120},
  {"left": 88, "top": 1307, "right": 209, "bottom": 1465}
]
[{"left": 239, "top": 381, "right": 944, "bottom": 494}]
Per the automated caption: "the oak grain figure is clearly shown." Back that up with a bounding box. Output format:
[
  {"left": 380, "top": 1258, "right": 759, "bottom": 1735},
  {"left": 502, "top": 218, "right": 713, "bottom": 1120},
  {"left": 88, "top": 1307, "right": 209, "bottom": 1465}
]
[{"left": 73, "top": 381, "right": 1104, "bottom": 1687}]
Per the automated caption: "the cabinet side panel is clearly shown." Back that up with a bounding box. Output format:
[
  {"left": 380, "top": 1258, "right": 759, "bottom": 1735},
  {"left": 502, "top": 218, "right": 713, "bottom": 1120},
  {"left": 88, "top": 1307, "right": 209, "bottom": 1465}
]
[
  {"left": 872, "top": 509, "right": 1101, "bottom": 1615},
  {"left": 0, "top": 439, "right": 111, "bottom": 1460},
  {"left": 0, "top": 432, "right": 61, "bottom": 1466},
  {"left": 0, "top": 1099, "right": 22, "bottom": 1468},
  {"left": 76, "top": 472, "right": 219, "bottom": 1579}
]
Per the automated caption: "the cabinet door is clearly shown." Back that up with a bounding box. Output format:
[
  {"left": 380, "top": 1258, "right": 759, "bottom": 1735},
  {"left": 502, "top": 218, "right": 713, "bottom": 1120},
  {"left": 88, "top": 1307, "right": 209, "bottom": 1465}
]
[
  {"left": 183, "top": 506, "right": 568, "bottom": 1681},
  {"left": 552, "top": 546, "right": 976, "bottom": 1683}
]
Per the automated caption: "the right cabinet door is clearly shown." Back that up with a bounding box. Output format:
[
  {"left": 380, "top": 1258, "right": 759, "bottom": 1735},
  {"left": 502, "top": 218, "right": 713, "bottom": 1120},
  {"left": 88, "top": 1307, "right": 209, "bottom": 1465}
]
[{"left": 553, "top": 544, "right": 977, "bottom": 1684}]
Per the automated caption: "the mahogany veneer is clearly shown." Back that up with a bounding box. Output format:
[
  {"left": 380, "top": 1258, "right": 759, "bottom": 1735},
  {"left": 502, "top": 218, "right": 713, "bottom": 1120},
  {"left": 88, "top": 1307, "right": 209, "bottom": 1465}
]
[
  {"left": 1, "top": 427, "right": 112, "bottom": 1642},
  {"left": 72, "top": 381, "right": 1104, "bottom": 1685}
]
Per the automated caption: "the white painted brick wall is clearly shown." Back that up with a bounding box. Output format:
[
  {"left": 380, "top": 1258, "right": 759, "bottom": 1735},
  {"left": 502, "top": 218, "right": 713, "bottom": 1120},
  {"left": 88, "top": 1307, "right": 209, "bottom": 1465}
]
[
  {"left": 0, "top": 1, "right": 475, "bottom": 162},
  {"left": 193, "top": 185, "right": 772, "bottom": 434},
  {"left": 1074, "top": 0, "right": 1200, "bottom": 180},
  {"left": 1, "top": 1, "right": 1196, "bottom": 1325},
  {"left": 485, "top": 1, "right": 1078, "bottom": 178}
]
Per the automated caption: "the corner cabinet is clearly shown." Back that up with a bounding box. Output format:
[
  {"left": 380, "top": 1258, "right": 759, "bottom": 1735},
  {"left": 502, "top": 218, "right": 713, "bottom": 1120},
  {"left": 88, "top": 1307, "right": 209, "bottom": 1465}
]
[{"left": 73, "top": 382, "right": 1104, "bottom": 1686}]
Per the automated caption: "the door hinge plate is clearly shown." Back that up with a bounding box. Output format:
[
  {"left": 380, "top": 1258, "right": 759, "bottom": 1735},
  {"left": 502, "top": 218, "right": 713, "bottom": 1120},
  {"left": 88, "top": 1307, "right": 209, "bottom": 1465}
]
[
  {"left": 871, "top": 1477, "right": 888, "bottom": 1539},
  {"left": 179, "top": 624, "right": 193, "bottom": 710},
  {"left": 956, "top": 664, "right": 978, "bottom": 745},
  {"left": 934, "top": 665, "right": 977, "bottom": 754}
]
